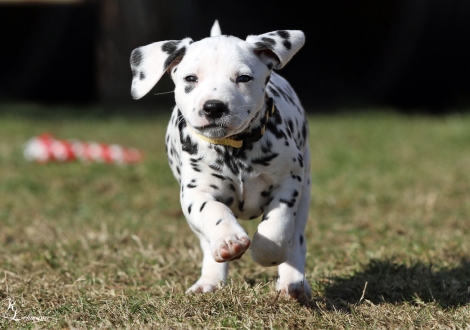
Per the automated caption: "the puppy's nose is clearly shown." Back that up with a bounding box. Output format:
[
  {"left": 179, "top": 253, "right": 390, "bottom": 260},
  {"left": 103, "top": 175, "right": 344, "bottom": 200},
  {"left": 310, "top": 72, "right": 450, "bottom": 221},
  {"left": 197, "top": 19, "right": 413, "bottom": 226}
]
[{"left": 202, "top": 100, "right": 227, "bottom": 119}]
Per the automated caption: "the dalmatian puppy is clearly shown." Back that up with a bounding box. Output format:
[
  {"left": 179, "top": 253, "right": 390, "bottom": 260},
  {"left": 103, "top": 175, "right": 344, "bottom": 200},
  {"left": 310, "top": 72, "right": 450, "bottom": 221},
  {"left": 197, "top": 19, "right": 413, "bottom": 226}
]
[{"left": 130, "top": 21, "right": 311, "bottom": 299}]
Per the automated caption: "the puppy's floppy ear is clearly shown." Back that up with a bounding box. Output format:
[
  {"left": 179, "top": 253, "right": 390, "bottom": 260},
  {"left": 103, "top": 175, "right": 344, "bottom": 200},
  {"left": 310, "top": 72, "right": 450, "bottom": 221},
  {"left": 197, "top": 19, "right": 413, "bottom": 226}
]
[
  {"left": 130, "top": 38, "right": 193, "bottom": 100},
  {"left": 246, "top": 30, "right": 305, "bottom": 69}
]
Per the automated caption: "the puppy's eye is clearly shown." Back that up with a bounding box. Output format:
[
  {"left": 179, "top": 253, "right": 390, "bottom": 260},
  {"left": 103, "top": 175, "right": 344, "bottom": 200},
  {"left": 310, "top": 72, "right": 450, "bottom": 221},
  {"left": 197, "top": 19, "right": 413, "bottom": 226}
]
[
  {"left": 236, "top": 75, "right": 253, "bottom": 83},
  {"left": 184, "top": 75, "right": 198, "bottom": 83}
]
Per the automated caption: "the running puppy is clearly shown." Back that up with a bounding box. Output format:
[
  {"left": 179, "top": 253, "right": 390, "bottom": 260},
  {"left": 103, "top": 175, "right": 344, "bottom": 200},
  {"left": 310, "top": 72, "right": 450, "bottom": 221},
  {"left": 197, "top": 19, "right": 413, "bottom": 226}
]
[{"left": 130, "top": 21, "right": 311, "bottom": 299}]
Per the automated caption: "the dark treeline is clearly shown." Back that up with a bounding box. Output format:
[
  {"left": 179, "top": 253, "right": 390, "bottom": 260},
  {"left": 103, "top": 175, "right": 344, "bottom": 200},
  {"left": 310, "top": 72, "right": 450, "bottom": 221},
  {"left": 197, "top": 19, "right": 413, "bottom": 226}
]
[{"left": 0, "top": 0, "right": 469, "bottom": 114}]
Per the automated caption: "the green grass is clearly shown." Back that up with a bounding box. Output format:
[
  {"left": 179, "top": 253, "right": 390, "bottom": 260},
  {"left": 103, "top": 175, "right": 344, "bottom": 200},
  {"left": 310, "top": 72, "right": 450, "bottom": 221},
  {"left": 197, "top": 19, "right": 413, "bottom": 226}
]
[{"left": 0, "top": 104, "right": 469, "bottom": 328}]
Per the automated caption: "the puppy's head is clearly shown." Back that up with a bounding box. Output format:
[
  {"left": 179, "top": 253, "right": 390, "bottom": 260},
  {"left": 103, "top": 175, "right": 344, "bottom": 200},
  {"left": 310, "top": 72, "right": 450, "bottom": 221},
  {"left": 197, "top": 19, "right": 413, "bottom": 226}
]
[{"left": 130, "top": 29, "right": 305, "bottom": 139}]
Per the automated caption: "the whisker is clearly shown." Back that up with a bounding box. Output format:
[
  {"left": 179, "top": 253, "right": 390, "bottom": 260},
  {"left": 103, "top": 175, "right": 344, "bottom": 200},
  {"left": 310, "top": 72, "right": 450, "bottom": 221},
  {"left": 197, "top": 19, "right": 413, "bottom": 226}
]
[
  {"left": 154, "top": 91, "right": 175, "bottom": 96},
  {"left": 234, "top": 104, "right": 258, "bottom": 110}
]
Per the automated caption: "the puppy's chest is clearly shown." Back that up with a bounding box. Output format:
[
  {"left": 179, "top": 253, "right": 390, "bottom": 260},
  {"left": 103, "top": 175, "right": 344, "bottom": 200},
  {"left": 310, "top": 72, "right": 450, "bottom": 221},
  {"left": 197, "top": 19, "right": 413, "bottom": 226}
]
[{"left": 186, "top": 149, "right": 278, "bottom": 220}]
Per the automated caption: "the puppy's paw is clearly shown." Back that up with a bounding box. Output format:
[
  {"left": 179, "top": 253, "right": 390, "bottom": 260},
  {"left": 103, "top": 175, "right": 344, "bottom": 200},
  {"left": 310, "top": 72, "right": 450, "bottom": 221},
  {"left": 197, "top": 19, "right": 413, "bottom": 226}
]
[
  {"left": 212, "top": 233, "right": 251, "bottom": 262},
  {"left": 186, "top": 281, "right": 220, "bottom": 293},
  {"left": 278, "top": 280, "right": 312, "bottom": 300}
]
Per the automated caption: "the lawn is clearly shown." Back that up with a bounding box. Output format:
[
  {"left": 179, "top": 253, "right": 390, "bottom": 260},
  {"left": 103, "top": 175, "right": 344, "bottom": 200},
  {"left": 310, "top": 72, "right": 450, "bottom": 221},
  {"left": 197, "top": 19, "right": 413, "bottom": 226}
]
[{"left": 0, "top": 104, "right": 469, "bottom": 328}]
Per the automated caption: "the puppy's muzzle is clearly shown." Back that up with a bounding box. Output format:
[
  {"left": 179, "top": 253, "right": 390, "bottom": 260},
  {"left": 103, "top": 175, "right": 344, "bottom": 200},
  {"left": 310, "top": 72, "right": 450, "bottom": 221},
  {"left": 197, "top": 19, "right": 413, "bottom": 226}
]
[{"left": 203, "top": 100, "right": 228, "bottom": 120}]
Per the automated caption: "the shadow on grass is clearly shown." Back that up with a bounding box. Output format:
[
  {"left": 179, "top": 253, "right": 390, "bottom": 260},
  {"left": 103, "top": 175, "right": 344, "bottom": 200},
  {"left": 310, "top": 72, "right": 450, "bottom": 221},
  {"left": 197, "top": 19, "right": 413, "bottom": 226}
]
[{"left": 315, "top": 259, "right": 470, "bottom": 311}]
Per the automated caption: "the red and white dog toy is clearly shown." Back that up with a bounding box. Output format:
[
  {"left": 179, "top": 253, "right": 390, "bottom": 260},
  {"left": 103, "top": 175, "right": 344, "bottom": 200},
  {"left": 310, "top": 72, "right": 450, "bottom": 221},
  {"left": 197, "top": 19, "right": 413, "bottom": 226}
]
[{"left": 24, "top": 133, "right": 143, "bottom": 164}]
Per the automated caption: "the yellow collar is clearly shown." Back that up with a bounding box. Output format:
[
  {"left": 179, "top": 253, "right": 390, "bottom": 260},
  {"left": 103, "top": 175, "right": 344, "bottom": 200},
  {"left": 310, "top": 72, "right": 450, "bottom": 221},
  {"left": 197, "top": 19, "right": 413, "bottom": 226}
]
[{"left": 188, "top": 98, "right": 275, "bottom": 149}]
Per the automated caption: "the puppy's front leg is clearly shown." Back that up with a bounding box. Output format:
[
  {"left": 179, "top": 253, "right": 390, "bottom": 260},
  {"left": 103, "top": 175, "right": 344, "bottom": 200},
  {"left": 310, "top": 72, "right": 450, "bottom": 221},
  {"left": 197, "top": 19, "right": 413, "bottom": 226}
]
[
  {"left": 186, "top": 232, "right": 229, "bottom": 293},
  {"left": 182, "top": 187, "right": 250, "bottom": 292}
]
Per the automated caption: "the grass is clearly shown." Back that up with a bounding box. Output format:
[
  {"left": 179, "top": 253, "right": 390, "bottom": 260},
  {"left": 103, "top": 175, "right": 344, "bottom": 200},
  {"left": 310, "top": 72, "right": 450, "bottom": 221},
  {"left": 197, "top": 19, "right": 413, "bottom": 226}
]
[{"left": 0, "top": 103, "right": 469, "bottom": 328}]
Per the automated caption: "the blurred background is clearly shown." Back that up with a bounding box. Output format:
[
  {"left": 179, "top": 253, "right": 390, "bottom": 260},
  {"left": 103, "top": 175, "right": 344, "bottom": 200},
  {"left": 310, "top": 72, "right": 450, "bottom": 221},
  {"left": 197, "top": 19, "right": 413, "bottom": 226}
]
[{"left": 0, "top": 0, "right": 469, "bottom": 114}]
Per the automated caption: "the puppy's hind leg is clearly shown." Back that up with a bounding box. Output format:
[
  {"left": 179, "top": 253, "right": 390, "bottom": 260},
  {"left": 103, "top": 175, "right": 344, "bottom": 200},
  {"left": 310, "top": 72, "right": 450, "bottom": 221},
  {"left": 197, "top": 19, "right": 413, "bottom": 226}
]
[{"left": 277, "top": 148, "right": 312, "bottom": 300}]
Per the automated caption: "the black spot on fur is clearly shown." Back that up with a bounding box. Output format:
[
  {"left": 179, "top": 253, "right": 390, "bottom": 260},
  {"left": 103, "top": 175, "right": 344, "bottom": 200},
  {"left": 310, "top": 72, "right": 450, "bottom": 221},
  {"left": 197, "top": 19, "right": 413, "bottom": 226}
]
[
  {"left": 214, "top": 195, "right": 233, "bottom": 208},
  {"left": 211, "top": 173, "right": 226, "bottom": 181},
  {"left": 209, "top": 163, "right": 222, "bottom": 171},
  {"left": 213, "top": 148, "right": 224, "bottom": 158},
  {"left": 265, "top": 76, "right": 270, "bottom": 85},
  {"left": 261, "top": 139, "right": 273, "bottom": 153},
  {"left": 229, "top": 184, "right": 236, "bottom": 191},
  {"left": 187, "top": 183, "right": 197, "bottom": 189},
  {"left": 210, "top": 184, "right": 219, "bottom": 190},
  {"left": 283, "top": 87, "right": 296, "bottom": 105},
  {"left": 277, "top": 30, "right": 290, "bottom": 39},
  {"left": 287, "top": 119, "right": 294, "bottom": 134},
  {"left": 163, "top": 45, "right": 187, "bottom": 70},
  {"left": 252, "top": 153, "right": 279, "bottom": 166},
  {"left": 300, "top": 234, "right": 304, "bottom": 245},
  {"left": 261, "top": 190, "right": 271, "bottom": 198},
  {"left": 185, "top": 85, "right": 195, "bottom": 94},
  {"left": 130, "top": 49, "right": 143, "bottom": 67},
  {"left": 238, "top": 200, "right": 245, "bottom": 212},
  {"left": 178, "top": 110, "right": 198, "bottom": 155},
  {"left": 268, "top": 85, "right": 281, "bottom": 98},
  {"left": 223, "top": 150, "right": 240, "bottom": 175},
  {"left": 293, "top": 190, "right": 299, "bottom": 197},
  {"left": 216, "top": 219, "right": 222, "bottom": 226},
  {"left": 261, "top": 37, "right": 276, "bottom": 46},
  {"left": 139, "top": 72, "right": 145, "bottom": 80},
  {"left": 302, "top": 123, "right": 308, "bottom": 140},
  {"left": 224, "top": 197, "right": 234, "bottom": 207},
  {"left": 254, "top": 41, "right": 275, "bottom": 51},
  {"left": 272, "top": 84, "right": 295, "bottom": 105},
  {"left": 297, "top": 154, "right": 304, "bottom": 168},
  {"left": 200, "top": 202, "right": 207, "bottom": 212},
  {"left": 188, "top": 204, "right": 193, "bottom": 214},
  {"left": 162, "top": 41, "right": 179, "bottom": 54},
  {"left": 283, "top": 40, "right": 292, "bottom": 50},
  {"left": 191, "top": 165, "right": 201, "bottom": 172},
  {"left": 280, "top": 198, "right": 295, "bottom": 208},
  {"left": 291, "top": 174, "right": 302, "bottom": 182}
]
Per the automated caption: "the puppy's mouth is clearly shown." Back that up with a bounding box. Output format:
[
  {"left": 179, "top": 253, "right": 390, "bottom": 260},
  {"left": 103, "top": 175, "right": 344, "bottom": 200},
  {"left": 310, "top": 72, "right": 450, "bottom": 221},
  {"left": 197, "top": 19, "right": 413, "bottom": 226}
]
[
  {"left": 191, "top": 111, "right": 258, "bottom": 139},
  {"left": 192, "top": 124, "right": 230, "bottom": 139}
]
